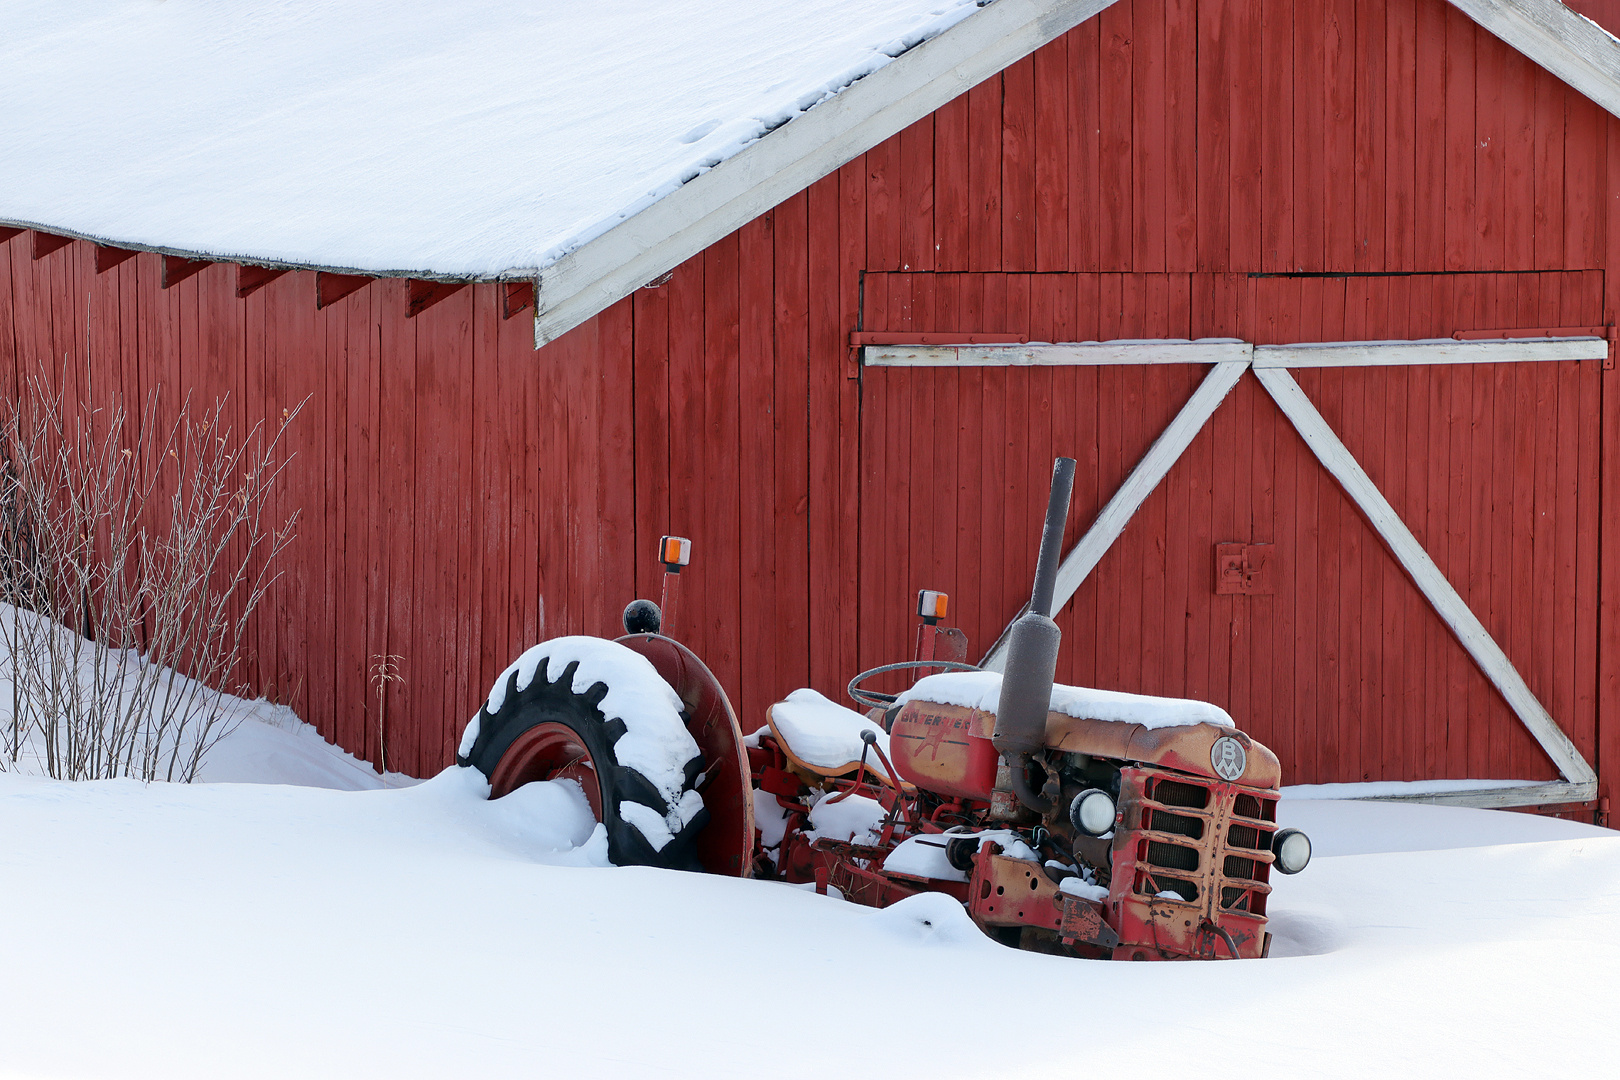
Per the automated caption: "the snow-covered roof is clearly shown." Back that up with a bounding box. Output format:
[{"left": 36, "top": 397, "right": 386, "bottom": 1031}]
[
  {"left": 7, "top": 1, "right": 1620, "bottom": 347},
  {"left": 0, "top": 0, "right": 982, "bottom": 279}
]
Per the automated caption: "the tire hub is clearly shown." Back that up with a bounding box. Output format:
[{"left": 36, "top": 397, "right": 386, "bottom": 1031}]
[{"left": 487, "top": 721, "right": 603, "bottom": 820}]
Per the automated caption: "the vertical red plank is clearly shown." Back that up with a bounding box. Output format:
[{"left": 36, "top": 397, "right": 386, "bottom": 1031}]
[
  {"left": 1293, "top": 0, "right": 1327, "bottom": 272},
  {"left": 666, "top": 254, "right": 708, "bottom": 646},
  {"left": 1552, "top": 274, "right": 1585, "bottom": 773},
  {"left": 372, "top": 279, "right": 418, "bottom": 771},
  {"left": 1474, "top": 30, "right": 1507, "bottom": 273},
  {"left": 870, "top": 274, "right": 907, "bottom": 677},
  {"left": 1228, "top": 0, "right": 1262, "bottom": 273},
  {"left": 1196, "top": 0, "right": 1232, "bottom": 272},
  {"left": 899, "top": 115, "right": 936, "bottom": 273},
  {"left": 1485, "top": 284, "right": 1518, "bottom": 780},
  {"left": 1386, "top": 0, "right": 1418, "bottom": 271},
  {"left": 1599, "top": 118, "right": 1620, "bottom": 808},
  {"left": 1501, "top": 46, "right": 1536, "bottom": 271},
  {"left": 0, "top": 235, "right": 15, "bottom": 398},
  {"left": 632, "top": 284, "right": 671, "bottom": 603},
  {"left": 346, "top": 280, "right": 382, "bottom": 765},
  {"left": 1573, "top": 280, "right": 1603, "bottom": 772},
  {"left": 1260, "top": 0, "right": 1295, "bottom": 272},
  {"left": 703, "top": 236, "right": 742, "bottom": 710},
  {"left": 774, "top": 191, "right": 816, "bottom": 702},
  {"left": 1070, "top": 20, "right": 1103, "bottom": 272},
  {"left": 1002, "top": 55, "right": 1037, "bottom": 272},
  {"left": 1070, "top": 274, "right": 1101, "bottom": 685},
  {"left": 1380, "top": 357, "right": 1411, "bottom": 779},
  {"left": 837, "top": 161, "right": 865, "bottom": 688},
  {"left": 806, "top": 175, "right": 843, "bottom": 697},
  {"left": 1034, "top": 33, "right": 1070, "bottom": 272},
  {"left": 1414, "top": 0, "right": 1447, "bottom": 270},
  {"left": 867, "top": 134, "right": 901, "bottom": 273},
  {"left": 934, "top": 97, "right": 970, "bottom": 272},
  {"left": 737, "top": 215, "right": 776, "bottom": 721},
  {"left": 1533, "top": 66, "right": 1566, "bottom": 271},
  {"left": 419, "top": 289, "right": 476, "bottom": 765},
  {"left": 1164, "top": 0, "right": 1197, "bottom": 271},
  {"left": 1507, "top": 283, "right": 1538, "bottom": 781},
  {"left": 1354, "top": 0, "right": 1388, "bottom": 272},
  {"left": 1442, "top": 6, "right": 1476, "bottom": 272},
  {"left": 955, "top": 275, "right": 986, "bottom": 664},
  {"left": 469, "top": 285, "right": 503, "bottom": 721},
  {"left": 1098, "top": 5, "right": 1133, "bottom": 270},
  {"left": 598, "top": 297, "right": 637, "bottom": 638},
  {"left": 969, "top": 77, "right": 1004, "bottom": 271},
  {"left": 1225, "top": 371, "right": 1254, "bottom": 727},
  {"left": 1322, "top": 0, "right": 1357, "bottom": 271},
  {"left": 1132, "top": 0, "right": 1166, "bottom": 273},
  {"left": 1565, "top": 91, "right": 1604, "bottom": 270}
]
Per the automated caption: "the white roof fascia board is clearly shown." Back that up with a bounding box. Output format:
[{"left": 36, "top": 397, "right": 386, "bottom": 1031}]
[
  {"left": 1451, "top": 0, "right": 1620, "bottom": 120},
  {"left": 864, "top": 340, "right": 1252, "bottom": 366},
  {"left": 533, "top": 0, "right": 1119, "bottom": 347},
  {"left": 1253, "top": 336, "right": 1609, "bottom": 368}
]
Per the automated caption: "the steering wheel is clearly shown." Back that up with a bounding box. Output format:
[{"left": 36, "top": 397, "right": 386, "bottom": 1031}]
[{"left": 846, "top": 660, "right": 980, "bottom": 710}]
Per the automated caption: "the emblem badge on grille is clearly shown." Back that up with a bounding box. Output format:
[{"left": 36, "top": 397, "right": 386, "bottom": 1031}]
[{"left": 1211, "top": 736, "right": 1247, "bottom": 781}]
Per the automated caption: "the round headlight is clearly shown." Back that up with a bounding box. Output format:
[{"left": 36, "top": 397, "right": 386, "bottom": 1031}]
[
  {"left": 1272, "top": 828, "right": 1311, "bottom": 874},
  {"left": 1069, "top": 788, "right": 1116, "bottom": 837}
]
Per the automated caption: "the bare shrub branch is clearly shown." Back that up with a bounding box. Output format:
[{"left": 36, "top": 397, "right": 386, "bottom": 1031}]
[{"left": 0, "top": 365, "right": 301, "bottom": 782}]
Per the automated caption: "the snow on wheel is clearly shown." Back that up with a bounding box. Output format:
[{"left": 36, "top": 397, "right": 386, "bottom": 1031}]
[{"left": 457, "top": 636, "right": 710, "bottom": 871}]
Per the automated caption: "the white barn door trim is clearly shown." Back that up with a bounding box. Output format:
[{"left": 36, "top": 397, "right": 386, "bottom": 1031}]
[{"left": 875, "top": 336, "right": 1607, "bottom": 808}]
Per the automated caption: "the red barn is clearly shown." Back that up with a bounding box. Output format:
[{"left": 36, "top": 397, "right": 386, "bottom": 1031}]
[{"left": 5, "top": 0, "right": 1620, "bottom": 819}]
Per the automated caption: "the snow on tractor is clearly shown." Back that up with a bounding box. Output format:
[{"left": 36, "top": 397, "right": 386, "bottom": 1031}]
[{"left": 457, "top": 458, "right": 1312, "bottom": 961}]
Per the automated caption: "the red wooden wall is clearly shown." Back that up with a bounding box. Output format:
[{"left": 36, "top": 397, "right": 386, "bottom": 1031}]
[{"left": 4, "top": 0, "right": 1620, "bottom": 805}]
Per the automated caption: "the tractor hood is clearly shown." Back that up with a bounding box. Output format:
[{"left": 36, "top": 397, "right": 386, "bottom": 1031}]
[
  {"left": 892, "top": 671, "right": 1281, "bottom": 790},
  {"left": 1043, "top": 714, "right": 1280, "bottom": 790}
]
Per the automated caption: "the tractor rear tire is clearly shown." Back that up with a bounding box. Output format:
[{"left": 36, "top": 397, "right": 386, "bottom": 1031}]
[{"left": 458, "top": 656, "right": 709, "bottom": 871}]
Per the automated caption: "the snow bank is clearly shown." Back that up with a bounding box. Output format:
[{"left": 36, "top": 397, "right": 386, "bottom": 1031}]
[
  {"left": 895, "top": 670, "right": 1235, "bottom": 730},
  {"left": 3, "top": 771, "right": 1619, "bottom": 1078},
  {"left": 0, "top": 0, "right": 980, "bottom": 278},
  {"left": 768, "top": 687, "right": 893, "bottom": 777},
  {"left": 0, "top": 601, "right": 396, "bottom": 790}
]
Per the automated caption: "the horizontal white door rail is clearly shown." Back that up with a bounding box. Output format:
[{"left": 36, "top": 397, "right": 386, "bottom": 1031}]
[{"left": 864, "top": 335, "right": 1607, "bottom": 368}]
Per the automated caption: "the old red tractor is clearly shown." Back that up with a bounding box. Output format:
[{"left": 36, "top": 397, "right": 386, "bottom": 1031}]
[{"left": 458, "top": 459, "right": 1310, "bottom": 961}]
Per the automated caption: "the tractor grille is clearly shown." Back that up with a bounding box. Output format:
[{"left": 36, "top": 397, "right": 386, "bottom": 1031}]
[
  {"left": 1124, "top": 768, "right": 1279, "bottom": 919},
  {"left": 1148, "top": 808, "right": 1204, "bottom": 840},
  {"left": 1227, "top": 823, "right": 1264, "bottom": 850},
  {"left": 1147, "top": 840, "right": 1199, "bottom": 872},
  {"left": 1155, "top": 779, "right": 1210, "bottom": 809}
]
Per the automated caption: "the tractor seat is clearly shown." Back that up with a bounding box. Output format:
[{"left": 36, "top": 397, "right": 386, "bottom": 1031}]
[{"left": 766, "top": 689, "right": 914, "bottom": 792}]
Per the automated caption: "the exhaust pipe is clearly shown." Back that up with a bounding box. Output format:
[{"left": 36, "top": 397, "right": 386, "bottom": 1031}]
[{"left": 993, "top": 457, "right": 1076, "bottom": 811}]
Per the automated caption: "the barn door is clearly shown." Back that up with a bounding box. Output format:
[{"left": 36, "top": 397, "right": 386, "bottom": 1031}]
[{"left": 856, "top": 335, "right": 1604, "bottom": 808}]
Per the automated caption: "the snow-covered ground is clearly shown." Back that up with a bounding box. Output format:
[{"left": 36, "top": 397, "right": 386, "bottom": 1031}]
[{"left": 2, "top": 700, "right": 1616, "bottom": 1079}]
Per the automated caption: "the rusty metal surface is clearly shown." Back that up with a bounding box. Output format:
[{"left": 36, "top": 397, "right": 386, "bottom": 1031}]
[
  {"left": 618, "top": 633, "right": 755, "bottom": 877},
  {"left": 965, "top": 850, "right": 1118, "bottom": 951},
  {"left": 887, "top": 700, "right": 1000, "bottom": 800},
  {"left": 1044, "top": 715, "right": 1283, "bottom": 789},
  {"left": 1106, "top": 766, "right": 1275, "bottom": 959}
]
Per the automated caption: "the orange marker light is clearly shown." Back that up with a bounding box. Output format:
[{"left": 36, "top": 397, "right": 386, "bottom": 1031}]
[
  {"left": 917, "top": 589, "right": 948, "bottom": 623},
  {"left": 659, "top": 535, "right": 692, "bottom": 570}
]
